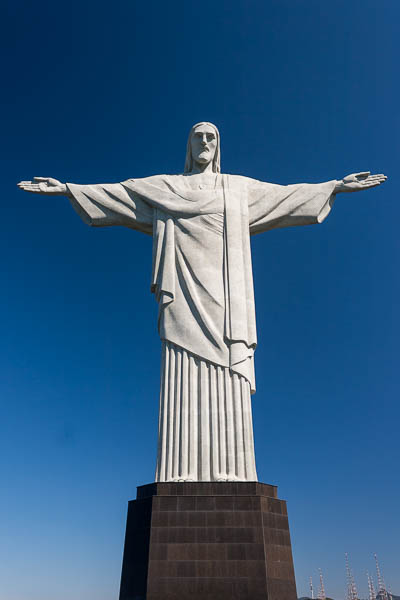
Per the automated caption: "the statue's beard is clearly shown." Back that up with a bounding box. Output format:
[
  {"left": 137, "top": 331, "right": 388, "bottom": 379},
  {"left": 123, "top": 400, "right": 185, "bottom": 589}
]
[{"left": 197, "top": 150, "right": 212, "bottom": 162}]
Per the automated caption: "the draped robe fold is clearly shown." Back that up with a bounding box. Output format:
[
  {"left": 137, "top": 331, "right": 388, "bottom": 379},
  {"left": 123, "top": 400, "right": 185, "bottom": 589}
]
[{"left": 67, "top": 174, "right": 336, "bottom": 481}]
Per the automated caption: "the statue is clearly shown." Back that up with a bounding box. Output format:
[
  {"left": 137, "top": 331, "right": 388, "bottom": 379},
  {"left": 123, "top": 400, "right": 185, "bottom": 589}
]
[{"left": 18, "top": 122, "right": 387, "bottom": 483}]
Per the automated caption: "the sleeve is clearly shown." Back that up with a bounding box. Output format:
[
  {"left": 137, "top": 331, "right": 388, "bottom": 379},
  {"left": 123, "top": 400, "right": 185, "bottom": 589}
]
[
  {"left": 248, "top": 179, "right": 337, "bottom": 235},
  {"left": 66, "top": 180, "right": 153, "bottom": 235}
]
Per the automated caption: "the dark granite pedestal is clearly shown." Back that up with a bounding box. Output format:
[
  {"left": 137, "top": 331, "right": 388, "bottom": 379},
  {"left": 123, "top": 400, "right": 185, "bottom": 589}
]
[{"left": 119, "top": 482, "right": 297, "bottom": 600}]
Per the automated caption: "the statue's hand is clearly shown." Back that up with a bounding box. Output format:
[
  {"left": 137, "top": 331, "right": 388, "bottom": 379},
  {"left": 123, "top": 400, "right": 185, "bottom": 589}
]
[
  {"left": 335, "top": 171, "right": 387, "bottom": 193},
  {"left": 17, "top": 177, "right": 68, "bottom": 195}
]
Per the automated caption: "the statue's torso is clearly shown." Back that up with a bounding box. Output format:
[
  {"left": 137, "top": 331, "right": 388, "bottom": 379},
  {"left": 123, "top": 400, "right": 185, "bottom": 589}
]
[{"left": 159, "top": 176, "right": 228, "bottom": 366}]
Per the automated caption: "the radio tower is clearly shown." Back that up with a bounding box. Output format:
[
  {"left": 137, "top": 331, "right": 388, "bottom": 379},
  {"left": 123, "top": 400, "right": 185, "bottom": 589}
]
[
  {"left": 310, "top": 576, "right": 315, "bottom": 599},
  {"left": 375, "top": 554, "right": 389, "bottom": 600},
  {"left": 367, "top": 572, "right": 377, "bottom": 600},
  {"left": 345, "top": 553, "right": 358, "bottom": 600},
  {"left": 318, "top": 568, "right": 327, "bottom": 600}
]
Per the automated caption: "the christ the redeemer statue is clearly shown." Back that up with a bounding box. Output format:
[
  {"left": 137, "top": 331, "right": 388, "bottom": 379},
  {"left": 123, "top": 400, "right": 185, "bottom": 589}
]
[{"left": 18, "top": 122, "right": 386, "bottom": 483}]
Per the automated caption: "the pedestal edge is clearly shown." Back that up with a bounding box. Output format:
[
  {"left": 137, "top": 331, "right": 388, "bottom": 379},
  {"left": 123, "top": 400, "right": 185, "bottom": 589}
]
[{"left": 136, "top": 481, "right": 278, "bottom": 499}]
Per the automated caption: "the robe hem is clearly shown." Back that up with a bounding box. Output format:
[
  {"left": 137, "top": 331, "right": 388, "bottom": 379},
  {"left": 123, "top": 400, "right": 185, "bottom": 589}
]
[{"left": 160, "top": 337, "right": 255, "bottom": 392}]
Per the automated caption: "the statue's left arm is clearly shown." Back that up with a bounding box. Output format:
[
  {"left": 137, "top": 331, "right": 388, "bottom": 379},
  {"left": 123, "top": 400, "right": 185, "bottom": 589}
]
[
  {"left": 248, "top": 171, "right": 387, "bottom": 235},
  {"left": 17, "top": 177, "right": 153, "bottom": 235}
]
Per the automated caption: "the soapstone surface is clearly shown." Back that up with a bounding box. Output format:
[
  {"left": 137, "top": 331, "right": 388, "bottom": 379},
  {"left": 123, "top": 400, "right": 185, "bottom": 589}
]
[{"left": 17, "top": 122, "right": 387, "bottom": 482}]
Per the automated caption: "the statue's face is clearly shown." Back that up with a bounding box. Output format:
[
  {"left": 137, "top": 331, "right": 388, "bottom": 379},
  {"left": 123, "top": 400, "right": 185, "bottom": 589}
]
[{"left": 190, "top": 124, "right": 217, "bottom": 166}]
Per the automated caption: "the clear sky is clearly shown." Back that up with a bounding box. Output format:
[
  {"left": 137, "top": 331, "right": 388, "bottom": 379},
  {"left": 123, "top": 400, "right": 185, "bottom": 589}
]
[{"left": 1, "top": 1, "right": 398, "bottom": 598}]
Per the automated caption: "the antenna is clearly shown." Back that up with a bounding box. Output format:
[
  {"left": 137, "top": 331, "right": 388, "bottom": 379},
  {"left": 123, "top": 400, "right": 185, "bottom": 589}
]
[
  {"left": 310, "top": 576, "right": 315, "bottom": 599},
  {"left": 375, "top": 554, "right": 389, "bottom": 600},
  {"left": 367, "top": 571, "right": 376, "bottom": 600},
  {"left": 318, "top": 568, "right": 327, "bottom": 600},
  {"left": 345, "top": 553, "right": 358, "bottom": 600}
]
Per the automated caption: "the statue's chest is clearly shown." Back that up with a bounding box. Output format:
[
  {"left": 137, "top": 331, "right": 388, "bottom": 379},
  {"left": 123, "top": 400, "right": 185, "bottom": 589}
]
[{"left": 176, "top": 186, "right": 225, "bottom": 214}]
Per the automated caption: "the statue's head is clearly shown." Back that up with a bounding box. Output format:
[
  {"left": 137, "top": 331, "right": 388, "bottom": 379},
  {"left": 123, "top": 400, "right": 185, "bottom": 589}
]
[{"left": 184, "top": 122, "right": 221, "bottom": 173}]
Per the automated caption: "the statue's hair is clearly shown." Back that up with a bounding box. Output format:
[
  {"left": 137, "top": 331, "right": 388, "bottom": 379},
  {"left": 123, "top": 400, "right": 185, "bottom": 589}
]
[{"left": 184, "top": 122, "right": 221, "bottom": 173}]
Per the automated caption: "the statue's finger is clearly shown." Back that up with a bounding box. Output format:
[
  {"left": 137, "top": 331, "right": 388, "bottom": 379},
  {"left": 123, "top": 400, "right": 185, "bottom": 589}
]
[
  {"left": 356, "top": 171, "right": 371, "bottom": 178},
  {"left": 364, "top": 182, "right": 381, "bottom": 188},
  {"left": 22, "top": 186, "right": 40, "bottom": 192},
  {"left": 33, "top": 176, "right": 50, "bottom": 182}
]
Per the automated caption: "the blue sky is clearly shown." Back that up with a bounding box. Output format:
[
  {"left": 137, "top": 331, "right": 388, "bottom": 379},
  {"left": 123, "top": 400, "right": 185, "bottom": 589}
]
[{"left": 1, "top": 1, "right": 399, "bottom": 598}]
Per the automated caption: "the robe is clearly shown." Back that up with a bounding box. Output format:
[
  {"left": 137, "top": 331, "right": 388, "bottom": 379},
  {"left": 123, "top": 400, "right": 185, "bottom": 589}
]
[{"left": 67, "top": 174, "right": 336, "bottom": 481}]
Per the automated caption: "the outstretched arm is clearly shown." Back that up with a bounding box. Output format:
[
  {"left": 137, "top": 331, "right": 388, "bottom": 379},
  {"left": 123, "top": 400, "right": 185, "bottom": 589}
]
[
  {"left": 17, "top": 176, "right": 153, "bottom": 234},
  {"left": 334, "top": 171, "right": 387, "bottom": 194},
  {"left": 248, "top": 170, "right": 387, "bottom": 235},
  {"left": 17, "top": 177, "right": 70, "bottom": 196}
]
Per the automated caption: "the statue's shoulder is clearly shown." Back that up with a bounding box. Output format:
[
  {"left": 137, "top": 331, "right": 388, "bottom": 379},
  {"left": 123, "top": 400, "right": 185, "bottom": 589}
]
[
  {"left": 230, "top": 174, "right": 278, "bottom": 189},
  {"left": 124, "top": 174, "right": 169, "bottom": 184},
  {"left": 123, "top": 174, "right": 180, "bottom": 190},
  {"left": 223, "top": 174, "right": 267, "bottom": 188}
]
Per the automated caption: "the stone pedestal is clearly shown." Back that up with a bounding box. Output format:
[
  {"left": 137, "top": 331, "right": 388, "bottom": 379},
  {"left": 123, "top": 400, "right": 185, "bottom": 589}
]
[{"left": 119, "top": 482, "right": 297, "bottom": 600}]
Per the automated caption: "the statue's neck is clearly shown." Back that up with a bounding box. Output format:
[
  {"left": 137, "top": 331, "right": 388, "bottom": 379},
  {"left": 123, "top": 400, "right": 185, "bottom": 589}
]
[
  {"left": 190, "top": 160, "right": 214, "bottom": 174},
  {"left": 183, "top": 171, "right": 220, "bottom": 187}
]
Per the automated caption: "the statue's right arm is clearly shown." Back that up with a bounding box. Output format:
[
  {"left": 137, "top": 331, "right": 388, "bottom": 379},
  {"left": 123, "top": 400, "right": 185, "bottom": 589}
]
[
  {"left": 18, "top": 176, "right": 154, "bottom": 234},
  {"left": 17, "top": 177, "right": 70, "bottom": 196}
]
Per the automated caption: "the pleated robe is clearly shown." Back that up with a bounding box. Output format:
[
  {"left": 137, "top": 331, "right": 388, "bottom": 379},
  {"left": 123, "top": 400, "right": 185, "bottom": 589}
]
[{"left": 67, "top": 174, "right": 337, "bottom": 481}]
